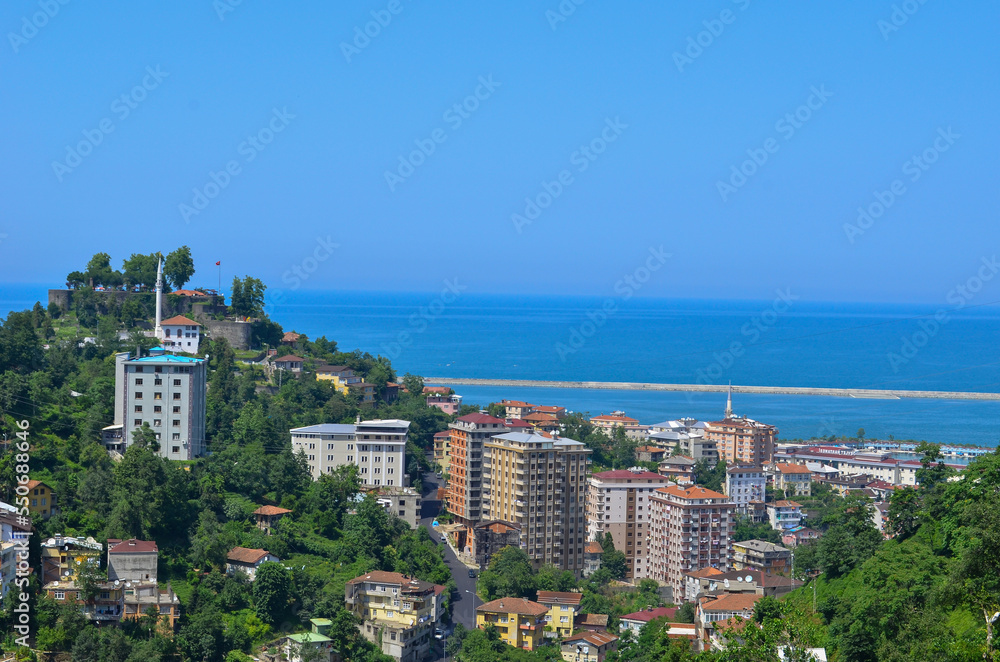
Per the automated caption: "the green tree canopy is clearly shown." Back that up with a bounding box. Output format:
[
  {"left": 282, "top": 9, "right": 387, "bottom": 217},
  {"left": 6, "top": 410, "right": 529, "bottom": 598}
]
[{"left": 164, "top": 245, "right": 195, "bottom": 289}]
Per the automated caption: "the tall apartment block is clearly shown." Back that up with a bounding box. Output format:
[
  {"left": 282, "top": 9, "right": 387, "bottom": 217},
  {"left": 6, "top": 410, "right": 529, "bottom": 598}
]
[
  {"left": 446, "top": 414, "right": 509, "bottom": 525},
  {"left": 290, "top": 419, "right": 409, "bottom": 487},
  {"left": 585, "top": 468, "right": 672, "bottom": 580},
  {"left": 111, "top": 350, "right": 207, "bottom": 460},
  {"left": 724, "top": 466, "right": 766, "bottom": 514},
  {"left": 483, "top": 432, "right": 591, "bottom": 573},
  {"left": 648, "top": 485, "right": 734, "bottom": 601},
  {"left": 706, "top": 390, "right": 776, "bottom": 465}
]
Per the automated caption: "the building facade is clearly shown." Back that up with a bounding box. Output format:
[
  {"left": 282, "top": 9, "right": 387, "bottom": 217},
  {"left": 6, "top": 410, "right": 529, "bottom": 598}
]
[
  {"left": 447, "top": 414, "right": 509, "bottom": 525},
  {"left": 113, "top": 350, "right": 208, "bottom": 460},
  {"left": 107, "top": 539, "right": 158, "bottom": 582},
  {"left": 476, "top": 597, "right": 548, "bottom": 651},
  {"left": 731, "top": 540, "right": 791, "bottom": 573},
  {"left": 535, "top": 591, "right": 582, "bottom": 638},
  {"left": 159, "top": 315, "right": 201, "bottom": 354},
  {"left": 648, "top": 486, "right": 735, "bottom": 602},
  {"left": 585, "top": 468, "right": 672, "bottom": 579},
  {"left": 483, "top": 432, "right": 592, "bottom": 573},
  {"left": 771, "top": 463, "right": 812, "bottom": 497},
  {"left": 473, "top": 520, "right": 521, "bottom": 569},
  {"left": 706, "top": 418, "right": 777, "bottom": 466},
  {"left": 345, "top": 571, "right": 446, "bottom": 662},
  {"left": 290, "top": 419, "right": 409, "bottom": 487},
  {"left": 723, "top": 466, "right": 766, "bottom": 514}
]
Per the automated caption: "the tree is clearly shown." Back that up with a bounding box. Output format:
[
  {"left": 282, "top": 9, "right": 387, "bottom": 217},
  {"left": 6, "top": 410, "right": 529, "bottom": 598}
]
[
  {"left": 85, "top": 252, "right": 116, "bottom": 288},
  {"left": 122, "top": 253, "right": 159, "bottom": 291},
  {"left": 253, "top": 562, "right": 291, "bottom": 624},
  {"left": 887, "top": 486, "right": 921, "bottom": 538},
  {"left": 230, "top": 276, "right": 266, "bottom": 318},
  {"left": 0, "top": 311, "right": 44, "bottom": 374},
  {"left": 478, "top": 546, "right": 536, "bottom": 601},
  {"left": 164, "top": 245, "right": 195, "bottom": 289},
  {"left": 402, "top": 373, "right": 424, "bottom": 397},
  {"left": 66, "top": 270, "right": 86, "bottom": 289},
  {"left": 857, "top": 428, "right": 865, "bottom": 440}
]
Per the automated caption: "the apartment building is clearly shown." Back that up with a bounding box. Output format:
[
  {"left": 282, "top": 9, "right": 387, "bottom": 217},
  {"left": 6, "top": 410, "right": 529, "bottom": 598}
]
[
  {"left": 731, "top": 540, "right": 791, "bottom": 573},
  {"left": 590, "top": 413, "right": 639, "bottom": 436},
  {"left": 535, "top": 591, "right": 582, "bottom": 638},
  {"left": 500, "top": 400, "right": 536, "bottom": 419},
  {"left": 345, "top": 571, "right": 446, "bottom": 662},
  {"left": 658, "top": 456, "right": 696, "bottom": 484},
  {"left": 447, "top": 414, "right": 509, "bottom": 525},
  {"left": 723, "top": 466, "right": 766, "bottom": 514},
  {"left": 648, "top": 485, "right": 735, "bottom": 602},
  {"left": 41, "top": 535, "right": 102, "bottom": 584},
  {"left": 771, "top": 462, "right": 812, "bottom": 496},
  {"left": 586, "top": 468, "right": 672, "bottom": 579},
  {"left": 706, "top": 417, "right": 777, "bottom": 466},
  {"left": 289, "top": 419, "right": 409, "bottom": 486},
  {"left": 433, "top": 431, "right": 451, "bottom": 474},
  {"left": 476, "top": 597, "right": 548, "bottom": 651},
  {"left": 561, "top": 631, "right": 619, "bottom": 662},
  {"left": 767, "top": 501, "right": 803, "bottom": 531},
  {"left": 483, "top": 432, "right": 592, "bottom": 573},
  {"left": 112, "top": 350, "right": 208, "bottom": 460},
  {"left": 427, "top": 393, "right": 462, "bottom": 415},
  {"left": 107, "top": 539, "right": 158, "bottom": 582},
  {"left": 648, "top": 419, "right": 718, "bottom": 463}
]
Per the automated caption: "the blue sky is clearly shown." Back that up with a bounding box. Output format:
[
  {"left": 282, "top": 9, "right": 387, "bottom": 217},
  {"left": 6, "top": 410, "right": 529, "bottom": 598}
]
[{"left": 2, "top": 1, "right": 998, "bottom": 303}]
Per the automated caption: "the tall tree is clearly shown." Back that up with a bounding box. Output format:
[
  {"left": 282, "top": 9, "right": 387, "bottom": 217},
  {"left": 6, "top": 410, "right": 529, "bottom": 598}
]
[
  {"left": 164, "top": 246, "right": 196, "bottom": 290},
  {"left": 0, "top": 311, "right": 44, "bottom": 373},
  {"left": 252, "top": 562, "right": 291, "bottom": 624},
  {"left": 122, "top": 253, "right": 160, "bottom": 291},
  {"left": 230, "top": 276, "right": 266, "bottom": 318}
]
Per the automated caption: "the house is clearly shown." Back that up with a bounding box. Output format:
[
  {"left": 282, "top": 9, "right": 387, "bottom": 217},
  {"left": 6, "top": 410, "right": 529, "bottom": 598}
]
[
  {"left": 45, "top": 579, "right": 123, "bottom": 623},
  {"left": 658, "top": 456, "right": 696, "bottom": 484},
  {"left": 476, "top": 597, "right": 548, "bottom": 651},
  {"left": 252, "top": 505, "right": 293, "bottom": 534},
  {"left": 25, "top": 480, "right": 56, "bottom": 519},
  {"left": 345, "top": 571, "right": 447, "bottom": 662},
  {"left": 872, "top": 501, "right": 890, "bottom": 534},
  {"left": 683, "top": 567, "right": 725, "bottom": 603},
  {"left": 281, "top": 331, "right": 302, "bottom": 348},
  {"left": 41, "top": 535, "right": 102, "bottom": 584},
  {"left": 766, "top": 501, "right": 803, "bottom": 531},
  {"left": 285, "top": 619, "right": 335, "bottom": 662},
  {"left": 531, "top": 405, "right": 567, "bottom": 419},
  {"left": 620, "top": 607, "right": 679, "bottom": 634},
  {"left": 499, "top": 400, "right": 536, "bottom": 419},
  {"left": 772, "top": 463, "right": 812, "bottom": 497},
  {"left": 731, "top": 540, "right": 791, "bottom": 573},
  {"left": 315, "top": 365, "right": 359, "bottom": 394},
  {"left": 383, "top": 382, "right": 400, "bottom": 404},
  {"left": 427, "top": 393, "right": 463, "bottom": 415},
  {"left": 536, "top": 591, "right": 582, "bottom": 638},
  {"left": 107, "top": 539, "right": 158, "bottom": 582},
  {"left": 578, "top": 613, "right": 610, "bottom": 632},
  {"left": 433, "top": 431, "right": 451, "bottom": 474},
  {"left": 159, "top": 315, "right": 201, "bottom": 354},
  {"left": 696, "top": 593, "right": 763, "bottom": 650},
  {"left": 226, "top": 547, "right": 279, "bottom": 581},
  {"left": 521, "top": 411, "right": 561, "bottom": 433},
  {"left": 422, "top": 386, "right": 452, "bottom": 396},
  {"left": 636, "top": 446, "right": 667, "bottom": 463},
  {"left": 370, "top": 486, "right": 422, "bottom": 529},
  {"left": 121, "top": 582, "right": 181, "bottom": 631},
  {"left": 590, "top": 413, "right": 640, "bottom": 436},
  {"left": 781, "top": 526, "right": 822, "bottom": 548},
  {"left": 561, "top": 631, "right": 619, "bottom": 662},
  {"left": 689, "top": 568, "right": 802, "bottom": 599},
  {"left": 473, "top": 520, "right": 521, "bottom": 569},
  {"left": 271, "top": 355, "right": 305, "bottom": 375},
  {"left": 350, "top": 381, "right": 376, "bottom": 404},
  {"left": 583, "top": 541, "right": 603, "bottom": 577},
  {"left": 504, "top": 418, "right": 533, "bottom": 433}
]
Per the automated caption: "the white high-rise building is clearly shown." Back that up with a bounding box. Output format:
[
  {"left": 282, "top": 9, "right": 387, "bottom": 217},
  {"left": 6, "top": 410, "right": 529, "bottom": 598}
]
[
  {"left": 724, "top": 466, "right": 767, "bottom": 514},
  {"left": 290, "top": 419, "right": 409, "bottom": 487},
  {"left": 112, "top": 349, "right": 208, "bottom": 460}
]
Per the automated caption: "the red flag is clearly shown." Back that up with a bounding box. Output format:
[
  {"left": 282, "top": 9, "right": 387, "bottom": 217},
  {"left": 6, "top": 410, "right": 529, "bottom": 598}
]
[{"left": 215, "top": 261, "right": 221, "bottom": 265}]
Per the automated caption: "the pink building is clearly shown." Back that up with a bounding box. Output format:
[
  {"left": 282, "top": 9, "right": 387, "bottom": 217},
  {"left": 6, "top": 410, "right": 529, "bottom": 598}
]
[{"left": 427, "top": 394, "right": 463, "bottom": 415}]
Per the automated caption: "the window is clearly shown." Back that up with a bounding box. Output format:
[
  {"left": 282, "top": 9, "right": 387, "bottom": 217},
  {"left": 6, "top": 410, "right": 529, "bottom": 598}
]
[
  {"left": 347, "top": 455, "right": 353, "bottom": 462},
  {"left": 154, "top": 392, "right": 162, "bottom": 400},
  {"left": 153, "top": 419, "right": 161, "bottom": 427},
  {"left": 31, "top": 499, "right": 36, "bottom": 506},
  {"left": 134, "top": 392, "right": 143, "bottom": 399},
  {"left": 173, "top": 379, "right": 181, "bottom": 386},
  {"left": 54, "top": 591, "right": 65, "bottom": 600},
  {"left": 172, "top": 420, "right": 180, "bottom": 427},
  {"left": 172, "top": 433, "right": 180, "bottom": 440},
  {"left": 173, "top": 406, "right": 180, "bottom": 413},
  {"left": 154, "top": 378, "right": 162, "bottom": 385},
  {"left": 134, "top": 405, "right": 143, "bottom": 412},
  {"left": 134, "top": 419, "right": 142, "bottom": 426},
  {"left": 134, "top": 366, "right": 144, "bottom": 373},
  {"left": 154, "top": 405, "right": 162, "bottom": 413},
  {"left": 173, "top": 393, "right": 181, "bottom": 400},
  {"left": 41, "top": 498, "right": 46, "bottom": 505},
  {"left": 135, "top": 378, "right": 143, "bottom": 385},
  {"left": 172, "top": 446, "right": 180, "bottom": 454}
]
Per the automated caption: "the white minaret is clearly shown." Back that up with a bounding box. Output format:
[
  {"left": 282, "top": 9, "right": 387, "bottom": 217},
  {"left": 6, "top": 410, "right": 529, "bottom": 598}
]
[
  {"left": 725, "top": 381, "right": 733, "bottom": 419},
  {"left": 154, "top": 256, "right": 164, "bottom": 341}
]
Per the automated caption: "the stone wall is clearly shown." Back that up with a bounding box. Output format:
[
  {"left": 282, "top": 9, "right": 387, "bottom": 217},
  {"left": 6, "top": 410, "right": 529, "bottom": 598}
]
[{"left": 204, "top": 320, "right": 252, "bottom": 350}]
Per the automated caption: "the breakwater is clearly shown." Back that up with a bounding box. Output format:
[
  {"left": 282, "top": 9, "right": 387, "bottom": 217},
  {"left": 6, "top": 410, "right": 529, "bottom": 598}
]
[{"left": 423, "top": 378, "right": 1000, "bottom": 401}]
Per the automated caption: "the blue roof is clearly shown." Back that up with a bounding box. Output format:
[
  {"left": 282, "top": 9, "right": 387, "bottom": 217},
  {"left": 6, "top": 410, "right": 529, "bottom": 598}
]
[
  {"left": 150, "top": 346, "right": 165, "bottom": 351},
  {"left": 131, "top": 354, "right": 204, "bottom": 364}
]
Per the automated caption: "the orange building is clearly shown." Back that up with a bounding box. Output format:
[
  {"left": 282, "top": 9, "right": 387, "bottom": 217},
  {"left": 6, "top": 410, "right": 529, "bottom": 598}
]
[{"left": 446, "top": 414, "right": 509, "bottom": 524}]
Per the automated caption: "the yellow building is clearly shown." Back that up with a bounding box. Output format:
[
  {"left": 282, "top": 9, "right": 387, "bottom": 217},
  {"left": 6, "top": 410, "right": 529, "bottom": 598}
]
[
  {"left": 25, "top": 480, "right": 55, "bottom": 519},
  {"left": 345, "top": 571, "right": 446, "bottom": 662},
  {"left": 315, "top": 365, "right": 358, "bottom": 395},
  {"left": 536, "top": 591, "right": 582, "bottom": 638},
  {"left": 476, "top": 597, "right": 548, "bottom": 651},
  {"left": 41, "top": 535, "right": 102, "bottom": 584},
  {"left": 433, "top": 431, "right": 451, "bottom": 474}
]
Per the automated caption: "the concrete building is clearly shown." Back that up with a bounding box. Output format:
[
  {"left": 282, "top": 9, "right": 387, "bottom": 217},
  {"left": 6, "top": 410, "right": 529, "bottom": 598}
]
[
  {"left": 433, "top": 430, "right": 451, "bottom": 474},
  {"left": 731, "top": 540, "right": 791, "bottom": 573},
  {"left": 371, "top": 486, "right": 422, "bottom": 529},
  {"left": 285, "top": 620, "right": 335, "bottom": 662},
  {"left": 290, "top": 419, "right": 409, "bottom": 487},
  {"left": 315, "top": 364, "right": 359, "bottom": 394},
  {"left": 345, "top": 571, "right": 446, "bottom": 662},
  {"left": 590, "top": 413, "right": 639, "bottom": 436},
  {"left": 427, "top": 393, "right": 462, "bottom": 415},
  {"left": 658, "top": 456, "right": 696, "bottom": 484},
  {"left": 24, "top": 480, "right": 56, "bottom": 519},
  {"left": 649, "top": 420, "right": 718, "bottom": 463},
  {"left": 447, "top": 414, "right": 509, "bottom": 525},
  {"left": 107, "top": 539, "right": 158, "bottom": 582},
  {"left": 536, "top": 591, "right": 582, "bottom": 639},
  {"left": 707, "top": 417, "right": 777, "bottom": 466},
  {"left": 112, "top": 350, "right": 208, "bottom": 460},
  {"left": 648, "top": 485, "right": 735, "bottom": 602},
  {"left": 473, "top": 520, "right": 521, "bottom": 569},
  {"left": 476, "top": 597, "right": 548, "bottom": 651},
  {"left": 226, "top": 547, "right": 279, "bottom": 581},
  {"left": 724, "top": 466, "right": 766, "bottom": 514},
  {"left": 561, "top": 631, "right": 619, "bottom": 662},
  {"left": 585, "top": 468, "right": 672, "bottom": 579},
  {"left": 159, "top": 315, "right": 201, "bottom": 354},
  {"left": 483, "top": 432, "right": 592, "bottom": 573},
  {"left": 41, "top": 535, "right": 102, "bottom": 584},
  {"left": 771, "top": 463, "right": 813, "bottom": 497},
  {"left": 583, "top": 541, "right": 603, "bottom": 577},
  {"left": 766, "top": 501, "right": 803, "bottom": 531}
]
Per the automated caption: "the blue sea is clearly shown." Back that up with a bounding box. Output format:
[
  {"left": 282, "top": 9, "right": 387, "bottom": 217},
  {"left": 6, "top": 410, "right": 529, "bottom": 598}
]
[{"left": 5, "top": 285, "right": 999, "bottom": 447}]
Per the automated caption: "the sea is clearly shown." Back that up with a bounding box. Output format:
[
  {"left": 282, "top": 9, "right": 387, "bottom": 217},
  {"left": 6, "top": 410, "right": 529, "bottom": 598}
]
[{"left": 4, "top": 285, "right": 999, "bottom": 448}]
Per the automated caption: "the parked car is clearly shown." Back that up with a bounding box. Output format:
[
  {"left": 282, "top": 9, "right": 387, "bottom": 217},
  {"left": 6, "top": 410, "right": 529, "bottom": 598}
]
[
  {"left": 440, "top": 535, "right": 448, "bottom": 544},
  {"left": 468, "top": 569, "right": 476, "bottom": 578},
  {"left": 434, "top": 627, "right": 445, "bottom": 639}
]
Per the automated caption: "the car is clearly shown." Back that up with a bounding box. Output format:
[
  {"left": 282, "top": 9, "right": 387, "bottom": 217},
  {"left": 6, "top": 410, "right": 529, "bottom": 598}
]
[
  {"left": 440, "top": 535, "right": 448, "bottom": 544},
  {"left": 434, "top": 627, "right": 444, "bottom": 640},
  {"left": 435, "top": 472, "right": 442, "bottom": 479},
  {"left": 468, "top": 569, "right": 476, "bottom": 578}
]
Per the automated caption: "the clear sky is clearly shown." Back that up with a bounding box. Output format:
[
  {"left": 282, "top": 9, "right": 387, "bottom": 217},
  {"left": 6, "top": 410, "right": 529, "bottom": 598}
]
[{"left": 2, "top": 1, "right": 998, "bottom": 303}]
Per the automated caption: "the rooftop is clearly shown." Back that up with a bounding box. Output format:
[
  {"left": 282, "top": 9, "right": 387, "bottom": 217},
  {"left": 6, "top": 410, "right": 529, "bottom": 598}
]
[
  {"left": 775, "top": 462, "right": 812, "bottom": 474},
  {"left": 700, "top": 593, "right": 763, "bottom": 612},
  {"left": 585, "top": 541, "right": 604, "bottom": 554},
  {"left": 535, "top": 591, "right": 583, "bottom": 606},
  {"left": 130, "top": 354, "right": 204, "bottom": 364},
  {"left": 477, "top": 597, "right": 548, "bottom": 616},
  {"left": 734, "top": 539, "right": 790, "bottom": 554},
  {"left": 108, "top": 539, "right": 158, "bottom": 554},
  {"left": 656, "top": 485, "right": 729, "bottom": 501},
  {"left": 564, "top": 631, "right": 618, "bottom": 646},
  {"left": 591, "top": 469, "right": 665, "bottom": 481},
  {"left": 227, "top": 547, "right": 271, "bottom": 565},
  {"left": 253, "top": 505, "right": 292, "bottom": 517},
  {"left": 621, "top": 607, "right": 678, "bottom": 623},
  {"left": 160, "top": 315, "right": 200, "bottom": 326},
  {"left": 578, "top": 613, "right": 609, "bottom": 627},
  {"left": 290, "top": 423, "right": 356, "bottom": 435},
  {"left": 455, "top": 413, "right": 508, "bottom": 425}
]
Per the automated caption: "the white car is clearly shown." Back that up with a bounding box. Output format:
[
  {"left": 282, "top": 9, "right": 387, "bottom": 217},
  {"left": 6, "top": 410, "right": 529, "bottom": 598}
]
[{"left": 434, "top": 628, "right": 445, "bottom": 639}]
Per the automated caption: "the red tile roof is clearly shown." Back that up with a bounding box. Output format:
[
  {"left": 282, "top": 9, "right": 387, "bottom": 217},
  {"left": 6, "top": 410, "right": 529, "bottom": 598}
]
[
  {"left": 656, "top": 485, "right": 728, "bottom": 500},
  {"left": 477, "top": 597, "right": 548, "bottom": 616},
  {"left": 536, "top": 591, "right": 582, "bottom": 606},
  {"left": 684, "top": 567, "right": 724, "bottom": 579},
  {"left": 775, "top": 463, "right": 812, "bottom": 474},
  {"left": 578, "top": 613, "right": 609, "bottom": 627},
  {"left": 172, "top": 289, "right": 205, "bottom": 296},
  {"left": 591, "top": 414, "right": 639, "bottom": 423},
  {"left": 564, "top": 631, "right": 618, "bottom": 646},
  {"left": 282, "top": 332, "right": 301, "bottom": 342},
  {"left": 25, "top": 480, "right": 50, "bottom": 490},
  {"left": 772, "top": 500, "right": 802, "bottom": 508},
  {"left": 227, "top": 547, "right": 271, "bottom": 565},
  {"left": 253, "top": 505, "right": 292, "bottom": 516},
  {"left": 585, "top": 541, "right": 603, "bottom": 554},
  {"left": 621, "top": 607, "right": 678, "bottom": 623},
  {"left": 456, "top": 413, "right": 507, "bottom": 425},
  {"left": 593, "top": 470, "right": 665, "bottom": 481},
  {"left": 108, "top": 539, "right": 158, "bottom": 554},
  {"left": 505, "top": 419, "right": 532, "bottom": 429},
  {"left": 500, "top": 400, "right": 535, "bottom": 407},
  {"left": 160, "top": 315, "right": 200, "bottom": 326},
  {"left": 434, "top": 431, "right": 451, "bottom": 438},
  {"left": 700, "top": 593, "right": 763, "bottom": 612}
]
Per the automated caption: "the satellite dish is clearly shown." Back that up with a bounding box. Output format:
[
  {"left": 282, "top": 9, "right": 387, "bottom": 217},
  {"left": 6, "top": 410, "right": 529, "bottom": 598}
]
[
  {"left": 746, "top": 575, "right": 753, "bottom": 583},
  {"left": 63, "top": 570, "right": 70, "bottom": 577},
  {"left": 724, "top": 579, "right": 730, "bottom": 588},
  {"left": 114, "top": 580, "right": 120, "bottom": 586}
]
